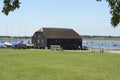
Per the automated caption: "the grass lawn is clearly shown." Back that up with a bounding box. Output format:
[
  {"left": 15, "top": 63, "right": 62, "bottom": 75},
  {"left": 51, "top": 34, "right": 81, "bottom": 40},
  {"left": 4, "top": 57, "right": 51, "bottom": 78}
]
[{"left": 0, "top": 49, "right": 120, "bottom": 80}]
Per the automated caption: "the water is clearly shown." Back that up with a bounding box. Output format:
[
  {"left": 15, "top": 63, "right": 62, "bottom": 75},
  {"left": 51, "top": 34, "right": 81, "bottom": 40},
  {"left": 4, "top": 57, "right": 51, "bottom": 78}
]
[{"left": 83, "top": 40, "right": 120, "bottom": 50}]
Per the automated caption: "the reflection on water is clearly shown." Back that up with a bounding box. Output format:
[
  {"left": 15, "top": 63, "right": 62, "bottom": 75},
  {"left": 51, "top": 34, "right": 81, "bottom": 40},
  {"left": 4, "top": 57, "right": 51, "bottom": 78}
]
[{"left": 83, "top": 40, "right": 120, "bottom": 50}]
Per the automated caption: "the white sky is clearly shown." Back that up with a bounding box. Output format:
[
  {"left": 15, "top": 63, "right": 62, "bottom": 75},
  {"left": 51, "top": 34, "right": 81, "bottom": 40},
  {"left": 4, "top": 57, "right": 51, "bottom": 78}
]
[{"left": 0, "top": 0, "right": 120, "bottom": 36}]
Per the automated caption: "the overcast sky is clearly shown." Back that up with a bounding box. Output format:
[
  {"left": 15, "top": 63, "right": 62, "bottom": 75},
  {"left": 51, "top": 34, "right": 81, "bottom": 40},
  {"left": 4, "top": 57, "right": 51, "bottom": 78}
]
[{"left": 0, "top": 0, "right": 120, "bottom": 36}]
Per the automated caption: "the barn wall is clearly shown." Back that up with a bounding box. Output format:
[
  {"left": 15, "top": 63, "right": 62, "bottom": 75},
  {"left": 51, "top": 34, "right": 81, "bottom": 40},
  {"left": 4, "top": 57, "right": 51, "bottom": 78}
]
[
  {"left": 47, "top": 38, "right": 82, "bottom": 50},
  {"left": 32, "top": 32, "right": 47, "bottom": 48}
]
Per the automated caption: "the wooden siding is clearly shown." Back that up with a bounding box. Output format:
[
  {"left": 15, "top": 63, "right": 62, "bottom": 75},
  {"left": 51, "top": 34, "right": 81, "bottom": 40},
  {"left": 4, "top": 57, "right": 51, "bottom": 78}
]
[
  {"left": 47, "top": 38, "right": 82, "bottom": 50},
  {"left": 32, "top": 28, "right": 82, "bottom": 50},
  {"left": 32, "top": 32, "right": 47, "bottom": 48}
]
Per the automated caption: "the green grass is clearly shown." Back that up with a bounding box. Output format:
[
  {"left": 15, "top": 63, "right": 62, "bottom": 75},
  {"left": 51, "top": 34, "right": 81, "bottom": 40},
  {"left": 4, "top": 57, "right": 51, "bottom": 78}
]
[{"left": 0, "top": 49, "right": 120, "bottom": 80}]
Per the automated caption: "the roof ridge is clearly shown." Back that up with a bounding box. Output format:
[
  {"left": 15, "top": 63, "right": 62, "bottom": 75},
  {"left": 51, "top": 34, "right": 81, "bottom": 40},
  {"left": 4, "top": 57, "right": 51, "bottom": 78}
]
[{"left": 43, "top": 27, "right": 72, "bottom": 30}]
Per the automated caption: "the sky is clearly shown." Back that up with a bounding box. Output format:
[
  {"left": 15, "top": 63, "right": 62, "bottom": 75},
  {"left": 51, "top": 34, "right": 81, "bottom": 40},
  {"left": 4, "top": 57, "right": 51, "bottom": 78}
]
[{"left": 0, "top": 0, "right": 120, "bottom": 36}]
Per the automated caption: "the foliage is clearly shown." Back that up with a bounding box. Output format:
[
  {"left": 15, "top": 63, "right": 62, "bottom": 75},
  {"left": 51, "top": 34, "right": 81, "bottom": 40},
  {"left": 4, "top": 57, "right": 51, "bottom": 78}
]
[
  {"left": 97, "top": 0, "right": 120, "bottom": 27},
  {"left": 0, "top": 49, "right": 120, "bottom": 80},
  {"left": 2, "top": 0, "right": 20, "bottom": 15}
]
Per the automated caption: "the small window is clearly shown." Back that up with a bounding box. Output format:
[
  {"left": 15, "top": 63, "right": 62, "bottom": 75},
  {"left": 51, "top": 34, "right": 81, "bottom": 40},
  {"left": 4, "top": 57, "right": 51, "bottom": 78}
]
[
  {"left": 39, "top": 35, "right": 41, "bottom": 38},
  {"left": 37, "top": 39, "right": 40, "bottom": 43}
]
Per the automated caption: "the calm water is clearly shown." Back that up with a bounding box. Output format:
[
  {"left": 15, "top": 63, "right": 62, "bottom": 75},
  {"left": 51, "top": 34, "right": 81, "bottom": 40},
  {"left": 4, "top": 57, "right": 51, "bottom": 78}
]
[{"left": 83, "top": 40, "right": 120, "bottom": 50}]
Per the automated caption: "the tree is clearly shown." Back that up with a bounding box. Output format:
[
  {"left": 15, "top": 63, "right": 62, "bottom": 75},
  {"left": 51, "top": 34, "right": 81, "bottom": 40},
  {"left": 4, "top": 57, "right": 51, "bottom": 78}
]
[
  {"left": 1, "top": 0, "right": 120, "bottom": 27},
  {"left": 97, "top": 0, "right": 120, "bottom": 27},
  {"left": 2, "top": 0, "right": 20, "bottom": 15}
]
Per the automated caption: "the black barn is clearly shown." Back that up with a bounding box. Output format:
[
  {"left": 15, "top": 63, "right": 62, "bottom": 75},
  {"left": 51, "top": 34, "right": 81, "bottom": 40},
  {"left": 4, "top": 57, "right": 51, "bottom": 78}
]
[{"left": 32, "top": 28, "right": 82, "bottom": 50}]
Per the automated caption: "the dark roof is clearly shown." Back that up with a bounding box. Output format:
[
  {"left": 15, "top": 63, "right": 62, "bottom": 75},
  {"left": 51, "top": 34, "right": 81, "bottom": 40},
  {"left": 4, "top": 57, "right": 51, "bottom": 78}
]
[{"left": 37, "top": 28, "right": 81, "bottom": 39}]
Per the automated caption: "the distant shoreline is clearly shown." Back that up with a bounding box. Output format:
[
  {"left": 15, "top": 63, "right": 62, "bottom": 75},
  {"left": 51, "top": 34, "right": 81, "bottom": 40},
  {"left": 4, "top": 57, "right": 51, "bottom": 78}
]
[
  {"left": 82, "top": 35, "right": 120, "bottom": 40},
  {"left": 83, "top": 38, "right": 120, "bottom": 40},
  {"left": 0, "top": 36, "right": 120, "bottom": 41}
]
